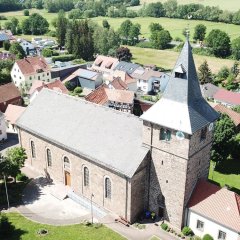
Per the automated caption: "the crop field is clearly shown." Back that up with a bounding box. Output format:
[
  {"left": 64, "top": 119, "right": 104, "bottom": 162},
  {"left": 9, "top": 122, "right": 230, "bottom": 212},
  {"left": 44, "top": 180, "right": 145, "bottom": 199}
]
[
  {"left": 92, "top": 17, "right": 240, "bottom": 41},
  {"left": 128, "top": 46, "right": 236, "bottom": 73},
  {"left": 139, "top": 0, "right": 240, "bottom": 12}
]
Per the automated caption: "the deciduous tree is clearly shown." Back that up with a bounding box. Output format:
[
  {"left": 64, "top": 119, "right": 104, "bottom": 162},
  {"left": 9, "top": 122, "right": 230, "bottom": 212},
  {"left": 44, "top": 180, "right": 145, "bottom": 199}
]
[
  {"left": 193, "top": 24, "right": 206, "bottom": 42},
  {"left": 116, "top": 47, "right": 132, "bottom": 62}
]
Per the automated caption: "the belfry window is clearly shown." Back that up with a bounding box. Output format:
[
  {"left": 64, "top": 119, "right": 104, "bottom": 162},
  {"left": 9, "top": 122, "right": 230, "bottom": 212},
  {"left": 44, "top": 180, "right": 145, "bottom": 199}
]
[
  {"left": 174, "top": 64, "right": 186, "bottom": 79},
  {"left": 200, "top": 127, "right": 207, "bottom": 141},
  {"left": 160, "top": 128, "right": 171, "bottom": 141}
]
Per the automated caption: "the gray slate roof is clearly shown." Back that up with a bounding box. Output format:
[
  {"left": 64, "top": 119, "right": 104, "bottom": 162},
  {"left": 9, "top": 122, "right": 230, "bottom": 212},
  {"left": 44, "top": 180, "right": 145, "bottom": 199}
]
[
  {"left": 16, "top": 89, "right": 149, "bottom": 178},
  {"left": 141, "top": 41, "right": 219, "bottom": 134},
  {"left": 0, "top": 33, "right": 10, "bottom": 42},
  {"left": 114, "top": 61, "right": 140, "bottom": 74},
  {"left": 201, "top": 83, "right": 220, "bottom": 98}
]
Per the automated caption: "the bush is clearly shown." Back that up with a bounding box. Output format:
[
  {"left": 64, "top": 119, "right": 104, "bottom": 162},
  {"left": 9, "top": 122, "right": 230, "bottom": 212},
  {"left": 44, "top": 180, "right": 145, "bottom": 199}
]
[
  {"left": 3, "top": 41, "right": 11, "bottom": 51},
  {"left": 42, "top": 48, "right": 53, "bottom": 57},
  {"left": 23, "top": 9, "right": 29, "bottom": 16},
  {"left": 182, "top": 226, "right": 193, "bottom": 236},
  {"left": 52, "top": 54, "right": 75, "bottom": 62},
  {"left": 203, "top": 234, "right": 214, "bottom": 240},
  {"left": 161, "top": 223, "right": 168, "bottom": 231},
  {"left": 16, "top": 173, "right": 28, "bottom": 182},
  {"left": 136, "top": 41, "right": 154, "bottom": 49},
  {"left": 48, "top": 30, "right": 56, "bottom": 37},
  {"left": 190, "top": 236, "right": 202, "bottom": 240},
  {"left": 65, "top": 82, "right": 75, "bottom": 91},
  {"left": 0, "top": 16, "right": 7, "bottom": 20},
  {"left": 0, "top": 214, "right": 14, "bottom": 235}
]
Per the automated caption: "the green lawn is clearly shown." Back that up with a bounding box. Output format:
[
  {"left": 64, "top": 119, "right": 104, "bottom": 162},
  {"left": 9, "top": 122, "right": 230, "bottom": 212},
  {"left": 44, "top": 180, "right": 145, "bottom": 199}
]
[
  {"left": 92, "top": 16, "right": 240, "bottom": 40},
  {"left": 208, "top": 160, "right": 240, "bottom": 194},
  {"left": 139, "top": 0, "right": 240, "bottom": 12},
  {"left": 128, "top": 46, "right": 235, "bottom": 73},
  {"left": 2, "top": 212, "right": 125, "bottom": 240}
]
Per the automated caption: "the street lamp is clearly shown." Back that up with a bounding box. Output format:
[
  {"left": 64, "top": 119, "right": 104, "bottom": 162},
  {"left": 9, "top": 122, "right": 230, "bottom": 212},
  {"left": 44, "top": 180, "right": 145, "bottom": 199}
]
[
  {"left": 0, "top": 155, "right": 10, "bottom": 210},
  {"left": 91, "top": 193, "right": 94, "bottom": 224}
]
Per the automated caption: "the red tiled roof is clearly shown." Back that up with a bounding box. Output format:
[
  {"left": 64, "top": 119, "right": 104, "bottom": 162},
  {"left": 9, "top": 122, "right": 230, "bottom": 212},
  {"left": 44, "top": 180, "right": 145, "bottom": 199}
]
[
  {"left": 0, "top": 83, "right": 21, "bottom": 103},
  {"left": 213, "top": 89, "right": 240, "bottom": 105},
  {"left": 85, "top": 84, "right": 134, "bottom": 105},
  {"left": 36, "top": 80, "right": 68, "bottom": 94},
  {"left": 188, "top": 179, "right": 240, "bottom": 232},
  {"left": 85, "top": 84, "right": 108, "bottom": 105},
  {"left": 92, "top": 55, "right": 119, "bottom": 70},
  {"left": 16, "top": 56, "right": 49, "bottom": 75},
  {"left": 110, "top": 78, "right": 128, "bottom": 90},
  {"left": 213, "top": 104, "right": 240, "bottom": 127},
  {"left": 4, "top": 104, "right": 26, "bottom": 124},
  {"left": 28, "top": 80, "right": 44, "bottom": 95}
]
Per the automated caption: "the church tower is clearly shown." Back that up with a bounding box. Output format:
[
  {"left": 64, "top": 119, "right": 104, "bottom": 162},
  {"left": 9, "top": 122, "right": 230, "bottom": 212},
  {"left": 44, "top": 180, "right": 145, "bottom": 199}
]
[{"left": 141, "top": 40, "right": 219, "bottom": 228}]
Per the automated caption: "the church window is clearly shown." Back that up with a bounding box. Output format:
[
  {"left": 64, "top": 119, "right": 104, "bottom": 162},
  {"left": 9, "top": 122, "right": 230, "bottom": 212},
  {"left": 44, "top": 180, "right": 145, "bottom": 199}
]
[
  {"left": 46, "top": 149, "right": 52, "bottom": 167},
  {"left": 30, "top": 140, "right": 36, "bottom": 158},
  {"left": 105, "top": 177, "right": 111, "bottom": 199},
  {"left": 160, "top": 128, "right": 171, "bottom": 141},
  {"left": 200, "top": 127, "right": 207, "bottom": 141},
  {"left": 83, "top": 167, "right": 89, "bottom": 187},
  {"left": 63, "top": 156, "right": 70, "bottom": 169}
]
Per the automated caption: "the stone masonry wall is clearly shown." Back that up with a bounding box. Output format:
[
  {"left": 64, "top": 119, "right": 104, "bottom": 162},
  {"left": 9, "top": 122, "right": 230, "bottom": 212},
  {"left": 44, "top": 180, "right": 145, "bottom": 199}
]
[{"left": 19, "top": 129, "right": 135, "bottom": 221}]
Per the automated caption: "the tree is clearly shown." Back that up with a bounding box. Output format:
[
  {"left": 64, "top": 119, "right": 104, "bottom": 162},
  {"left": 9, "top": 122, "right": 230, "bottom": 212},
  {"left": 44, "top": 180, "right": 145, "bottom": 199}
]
[
  {"left": 231, "top": 37, "right": 240, "bottom": 60},
  {"left": 56, "top": 10, "right": 68, "bottom": 46},
  {"left": 202, "top": 234, "right": 214, "bottom": 240},
  {"left": 21, "top": 13, "right": 49, "bottom": 35},
  {"left": 198, "top": 60, "right": 212, "bottom": 84},
  {"left": 232, "top": 10, "right": 240, "bottom": 25},
  {"left": 0, "top": 147, "right": 27, "bottom": 181},
  {"left": 149, "top": 23, "right": 163, "bottom": 33},
  {"left": 144, "top": 2, "right": 165, "bottom": 17},
  {"left": 118, "top": 19, "right": 133, "bottom": 44},
  {"left": 23, "top": 9, "right": 29, "bottom": 16},
  {"left": 150, "top": 30, "right": 172, "bottom": 50},
  {"left": 193, "top": 24, "right": 206, "bottom": 42},
  {"left": 231, "top": 61, "right": 239, "bottom": 78},
  {"left": 211, "top": 114, "right": 236, "bottom": 164},
  {"left": 163, "top": 0, "right": 178, "bottom": 18},
  {"left": 116, "top": 47, "right": 132, "bottom": 62},
  {"left": 130, "top": 0, "right": 139, "bottom": 6},
  {"left": 206, "top": 29, "right": 231, "bottom": 58},
  {"left": 9, "top": 42, "right": 25, "bottom": 59},
  {"left": 129, "top": 23, "right": 141, "bottom": 45},
  {"left": 42, "top": 48, "right": 53, "bottom": 57},
  {"left": 102, "top": 19, "right": 110, "bottom": 29},
  {"left": 3, "top": 41, "right": 11, "bottom": 51},
  {"left": 0, "top": 59, "right": 14, "bottom": 85}
]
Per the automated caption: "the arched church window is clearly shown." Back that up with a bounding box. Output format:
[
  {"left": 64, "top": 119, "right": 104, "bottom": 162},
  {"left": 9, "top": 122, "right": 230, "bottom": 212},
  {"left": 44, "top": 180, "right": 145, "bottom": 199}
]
[
  {"left": 46, "top": 149, "right": 52, "bottom": 167},
  {"left": 30, "top": 140, "right": 36, "bottom": 158},
  {"left": 105, "top": 177, "right": 111, "bottom": 199},
  {"left": 83, "top": 167, "right": 89, "bottom": 187},
  {"left": 63, "top": 156, "right": 70, "bottom": 169}
]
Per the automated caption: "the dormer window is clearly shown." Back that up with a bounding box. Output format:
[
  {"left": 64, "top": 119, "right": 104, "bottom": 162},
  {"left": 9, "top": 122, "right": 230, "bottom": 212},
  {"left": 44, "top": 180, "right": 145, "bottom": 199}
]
[
  {"left": 160, "top": 128, "right": 171, "bottom": 141},
  {"left": 174, "top": 64, "right": 186, "bottom": 79}
]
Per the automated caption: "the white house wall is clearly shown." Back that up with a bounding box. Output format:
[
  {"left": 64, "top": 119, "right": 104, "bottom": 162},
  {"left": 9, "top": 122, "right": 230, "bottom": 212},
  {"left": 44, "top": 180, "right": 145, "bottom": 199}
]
[
  {"left": 0, "top": 116, "right": 7, "bottom": 141},
  {"left": 187, "top": 210, "right": 240, "bottom": 240}
]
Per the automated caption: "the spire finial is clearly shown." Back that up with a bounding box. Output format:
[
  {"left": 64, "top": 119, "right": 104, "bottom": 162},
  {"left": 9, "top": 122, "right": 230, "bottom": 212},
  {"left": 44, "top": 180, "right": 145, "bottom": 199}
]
[{"left": 186, "top": 15, "right": 192, "bottom": 41}]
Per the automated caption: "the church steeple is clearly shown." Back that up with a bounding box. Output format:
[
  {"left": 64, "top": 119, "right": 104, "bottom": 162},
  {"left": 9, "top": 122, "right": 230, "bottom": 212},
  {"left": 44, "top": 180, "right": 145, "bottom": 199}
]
[{"left": 141, "top": 40, "right": 219, "bottom": 134}]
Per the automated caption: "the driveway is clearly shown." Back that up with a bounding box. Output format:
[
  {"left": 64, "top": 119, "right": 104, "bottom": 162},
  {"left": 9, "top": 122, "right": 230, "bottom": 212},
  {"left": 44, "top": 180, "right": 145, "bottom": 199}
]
[
  {"left": 0, "top": 133, "right": 19, "bottom": 153},
  {"left": 17, "top": 177, "right": 99, "bottom": 225}
]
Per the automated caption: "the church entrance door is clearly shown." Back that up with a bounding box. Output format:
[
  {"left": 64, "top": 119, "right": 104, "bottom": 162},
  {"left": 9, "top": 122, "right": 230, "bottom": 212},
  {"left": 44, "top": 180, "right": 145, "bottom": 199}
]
[{"left": 64, "top": 171, "right": 71, "bottom": 186}]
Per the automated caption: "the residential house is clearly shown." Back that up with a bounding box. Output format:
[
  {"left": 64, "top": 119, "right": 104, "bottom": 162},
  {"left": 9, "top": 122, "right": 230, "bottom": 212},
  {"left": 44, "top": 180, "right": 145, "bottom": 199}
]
[
  {"left": 4, "top": 104, "right": 26, "bottom": 133},
  {"left": 90, "top": 55, "right": 119, "bottom": 79},
  {"left": 0, "top": 30, "right": 13, "bottom": 47},
  {"left": 108, "top": 70, "right": 137, "bottom": 91},
  {"left": 0, "top": 112, "right": 7, "bottom": 141},
  {"left": 18, "top": 39, "right": 36, "bottom": 55},
  {"left": 132, "top": 68, "right": 170, "bottom": 93},
  {"left": 0, "top": 52, "right": 15, "bottom": 61},
  {"left": 213, "top": 89, "right": 240, "bottom": 107},
  {"left": 11, "top": 56, "right": 52, "bottom": 89},
  {"left": 29, "top": 80, "right": 68, "bottom": 102},
  {"left": 114, "top": 61, "right": 140, "bottom": 74},
  {"left": 108, "top": 77, "right": 128, "bottom": 90},
  {"left": 210, "top": 103, "right": 240, "bottom": 131},
  {"left": 0, "top": 83, "right": 22, "bottom": 112},
  {"left": 63, "top": 68, "right": 102, "bottom": 90},
  {"left": 187, "top": 179, "right": 240, "bottom": 240},
  {"left": 16, "top": 40, "right": 220, "bottom": 229},
  {"left": 201, "top": 83, "right": 220, "bottom": 100},
  {"left": 85, "top": 84, "right": 134, "bottom": 113}
]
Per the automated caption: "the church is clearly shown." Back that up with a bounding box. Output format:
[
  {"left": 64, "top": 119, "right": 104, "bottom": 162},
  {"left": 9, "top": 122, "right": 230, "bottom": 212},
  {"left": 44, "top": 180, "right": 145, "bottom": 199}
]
[{"left": 16, "top": 40, "right": 219, "bottom": 229}]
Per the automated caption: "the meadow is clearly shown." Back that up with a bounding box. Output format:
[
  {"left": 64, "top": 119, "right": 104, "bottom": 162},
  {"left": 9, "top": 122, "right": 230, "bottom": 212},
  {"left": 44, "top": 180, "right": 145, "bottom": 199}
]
[
  {"left": 128, "top": 46, "right": 236, "bottom": 73},
  {"left": 139, "top": 0, "right": 240, "bottom": 12}
]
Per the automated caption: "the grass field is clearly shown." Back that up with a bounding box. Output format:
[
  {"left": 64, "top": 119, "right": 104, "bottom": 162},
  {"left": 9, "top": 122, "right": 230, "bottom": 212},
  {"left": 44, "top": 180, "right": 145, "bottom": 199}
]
[
  {"left": 208, "top": 160, "right": 240, "bottom": 194},
  {"left": 128, "top": 46, "right": 235, "bottom": 73},
  {"left": 3, "top": 212, "right": 125, "bottom": 240},
  {"left": 92, "top": 17, "right": 240, "bottom": 41},
  {"left": 139, "top": 0, "right": 240, "bottom": 12}
]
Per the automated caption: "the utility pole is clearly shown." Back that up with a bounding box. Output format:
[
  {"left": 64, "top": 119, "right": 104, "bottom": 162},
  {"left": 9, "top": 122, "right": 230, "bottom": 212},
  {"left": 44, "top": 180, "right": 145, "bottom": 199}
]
[{"left": 91, "top": 193, "right": 94, "bottom": 224}]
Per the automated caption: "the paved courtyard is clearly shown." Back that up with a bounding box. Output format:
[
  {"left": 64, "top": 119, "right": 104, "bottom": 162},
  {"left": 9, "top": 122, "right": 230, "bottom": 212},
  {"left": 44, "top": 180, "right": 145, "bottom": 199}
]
[
  {"left": 0, "top": 133, "right": 19, "bottom": 153},
  {"left": 17, "top": 177, "right": 99, "bottom": 225}
]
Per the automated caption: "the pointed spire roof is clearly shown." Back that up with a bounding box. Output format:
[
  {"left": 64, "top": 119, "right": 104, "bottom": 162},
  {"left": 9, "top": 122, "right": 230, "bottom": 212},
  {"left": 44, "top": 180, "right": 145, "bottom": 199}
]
[{"left": 141, "top": 41, "right": 219, "bottom": 135}]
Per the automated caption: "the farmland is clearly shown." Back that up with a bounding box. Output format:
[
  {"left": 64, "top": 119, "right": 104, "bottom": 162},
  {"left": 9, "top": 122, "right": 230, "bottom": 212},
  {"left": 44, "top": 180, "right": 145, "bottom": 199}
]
[
  {"left": 139, "top": 0, "right": 240, "bottom": 12},
  {"left": 128, "top": 46, "right": 236, "bottom": 73}
]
